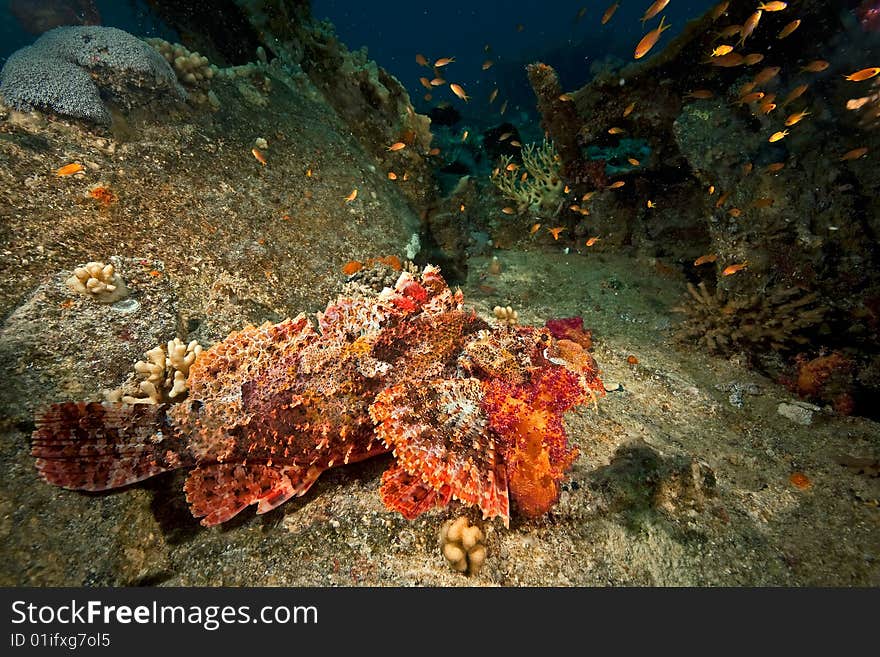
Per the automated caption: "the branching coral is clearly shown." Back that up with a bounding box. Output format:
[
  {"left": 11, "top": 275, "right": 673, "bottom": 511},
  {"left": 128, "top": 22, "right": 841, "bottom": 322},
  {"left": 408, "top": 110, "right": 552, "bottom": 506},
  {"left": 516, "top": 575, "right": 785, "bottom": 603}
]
[
  {"left": 673, "top": 281, "right": 826, "bottom": 355},
  {"left": 65, "top": 261, "right": 128, "bottom": 303},
  {"left": 492, "top": 305, "right": 519, "bottom": 326},
  {"left": 106, "top": 338, "right": 204, "bottom": 404},
  {"left": 439, "top": 516, "right": 486, "bottom": 575},
  {"left": 491, "top": 138, "right": 564, "bottom": 214}
]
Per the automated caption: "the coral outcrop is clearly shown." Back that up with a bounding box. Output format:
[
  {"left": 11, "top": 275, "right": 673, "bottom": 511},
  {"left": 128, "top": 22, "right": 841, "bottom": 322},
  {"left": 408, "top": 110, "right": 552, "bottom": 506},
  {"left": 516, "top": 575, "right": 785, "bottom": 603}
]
[{"left": 0, "top": 26, "right": 185, "bottom": 124}]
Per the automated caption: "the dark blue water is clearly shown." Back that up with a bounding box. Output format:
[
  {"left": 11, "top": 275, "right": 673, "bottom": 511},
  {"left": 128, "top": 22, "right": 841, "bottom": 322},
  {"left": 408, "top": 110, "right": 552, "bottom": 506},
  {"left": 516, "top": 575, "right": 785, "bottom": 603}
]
[
  {"left": 313, "top": 0, "right": 719, "bottom": 124},
  {"left": 1, "top": 0, "right": 721, "bottom": 128},
  {"left": 0, "top": 0, "right": 176, "bottom": 63}
]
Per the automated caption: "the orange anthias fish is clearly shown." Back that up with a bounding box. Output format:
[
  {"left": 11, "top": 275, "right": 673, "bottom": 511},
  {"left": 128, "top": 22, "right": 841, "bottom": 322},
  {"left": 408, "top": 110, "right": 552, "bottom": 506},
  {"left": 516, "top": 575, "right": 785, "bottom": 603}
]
[
  {"left": 685, "top": 89, "right": 714, "bottom": 99},
  {"left": 846, "top": 97, "right": 871, "bottom": 110},
  {"left": 450, "top": 83, "right": 470, "bottom": 101},
  {"left": 609, "top": 180, "right": 626, "bottom": 189},
  {"left": 548, "top": 226, "right": 565, "bottom": 240},
  {"left": 415, "top": 53, "right": 429, "bottom": 67},
  {"left": 694, "top": 254, "right": 718, "bottom": 266},
  {"left": 482, "top": 59, "right": 494, "bottom": 70},
  {"left": 743, "top": 53, "right": 764, "bottom": 66},
  {"left": 387, "top": 142, "right": 406, "bottom": 151},
  {"left": 641, "top": 0, "right": 670, "bottom": 25},
  {"left": 801, "top": 60, "right": 830, "bottom": 73},
  {"left": 56, "top": 163, "right": 84, "bottom": 176},
  {"left": 782, "top": 84, "right": 809, "bottom": 106},
  {"left": 709, "top": 52, "right": 745, "bottom": 67},
  {"left": 785, "top": 109, "right": 811, "bottom": 126},
  {"left": 777, "top": 19, "right": 800, "bottom": 39},
  {"left": 711, "top": 1, "right": 730, "bottom": 21},
  {"left": 434, "top": 57, "right": 455, "bottom": 67},
  {"left": 634, "top": 15, "right": 671, "bottom": 59},
  {"left": 608, "top": 127, "right": 626, "bottom": 135},
  {"left": 757, "top": 1, "right": 786, "bottom": 10},
  {"left": 530, "top": 223, "right": 542, "bottom": 234},
  {"left": 769, "top": 130, "right": 789, "bottom": 142},
  {"left": 344, "top": 188, "right": 358, "bottom": 203},
  {"left": 585, "top": 236, "right": 600, "bottom": 247},
  {"left": 753, "top": 66, "right": 781, "bottom": 85},
  {"left": 722, "top": 262, "right": 748, "bottom": 276},
  {"left": 840, "top": 147, "right": 869, "bottom": 161},
  {"left": 844, "top": 68, "right": 880, "bottom": 82},
  {"left": 602, "top": 3, "right": 619, "bottom": 25},
  {"left": 738, "top": 10, "right": 762, "bottom": 47},
  {"left": 711, "top": 44, "right": 734, "bottom": 57},
  {"left": 252, "top": 148, "right": 267, "bottom": 165},
  {"left": 623, "top": 101, "right": 636, "bottom": 116}
]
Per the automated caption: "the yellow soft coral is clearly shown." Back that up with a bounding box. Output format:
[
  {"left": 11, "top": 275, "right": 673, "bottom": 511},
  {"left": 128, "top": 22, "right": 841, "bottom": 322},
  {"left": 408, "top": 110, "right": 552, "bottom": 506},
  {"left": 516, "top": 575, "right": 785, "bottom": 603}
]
[{"left": 491, "top": 138, "right": 564, "bottom": 214}]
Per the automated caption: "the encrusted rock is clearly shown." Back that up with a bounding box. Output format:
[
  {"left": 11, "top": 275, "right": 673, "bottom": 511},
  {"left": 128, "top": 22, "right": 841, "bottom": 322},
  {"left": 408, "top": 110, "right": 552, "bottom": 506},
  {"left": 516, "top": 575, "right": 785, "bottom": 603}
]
[{"left": 777, "top": 400, "right": 820, "bottom": 425}]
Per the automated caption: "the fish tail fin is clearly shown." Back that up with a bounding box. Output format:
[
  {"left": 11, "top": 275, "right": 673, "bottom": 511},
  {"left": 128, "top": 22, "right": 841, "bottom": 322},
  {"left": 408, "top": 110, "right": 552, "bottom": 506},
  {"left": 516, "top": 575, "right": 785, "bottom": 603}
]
[{"left": 32, "top": 402, "right": 187, "bottom": 491}]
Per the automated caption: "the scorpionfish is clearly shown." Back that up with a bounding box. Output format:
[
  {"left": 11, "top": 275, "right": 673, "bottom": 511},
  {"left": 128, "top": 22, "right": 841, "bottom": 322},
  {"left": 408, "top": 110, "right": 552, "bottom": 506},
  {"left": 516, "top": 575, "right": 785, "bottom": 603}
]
[{"left": 32, "top": 265, "right": 604, "bottom": 527}]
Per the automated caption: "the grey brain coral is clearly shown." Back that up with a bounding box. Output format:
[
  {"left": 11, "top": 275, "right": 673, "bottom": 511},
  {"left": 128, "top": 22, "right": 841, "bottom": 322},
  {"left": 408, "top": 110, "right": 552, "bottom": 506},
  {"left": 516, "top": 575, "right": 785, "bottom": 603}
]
[{"left": 0, "top": 26, "right": 185, "bottom": 124}]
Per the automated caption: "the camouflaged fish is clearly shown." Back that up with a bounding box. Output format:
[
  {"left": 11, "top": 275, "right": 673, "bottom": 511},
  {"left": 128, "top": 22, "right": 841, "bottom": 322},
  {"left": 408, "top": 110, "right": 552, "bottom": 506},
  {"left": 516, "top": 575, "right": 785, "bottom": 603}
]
[{"left": 32, "top": 265, "right": 604, "bottom": 526}]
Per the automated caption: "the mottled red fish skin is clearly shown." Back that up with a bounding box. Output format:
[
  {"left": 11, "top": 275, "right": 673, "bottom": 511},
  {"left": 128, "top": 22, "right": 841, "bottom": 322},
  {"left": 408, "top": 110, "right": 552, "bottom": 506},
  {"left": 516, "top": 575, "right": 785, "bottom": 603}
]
[{"left": 33, "top": 266, "right": 604, "bottom": 527}]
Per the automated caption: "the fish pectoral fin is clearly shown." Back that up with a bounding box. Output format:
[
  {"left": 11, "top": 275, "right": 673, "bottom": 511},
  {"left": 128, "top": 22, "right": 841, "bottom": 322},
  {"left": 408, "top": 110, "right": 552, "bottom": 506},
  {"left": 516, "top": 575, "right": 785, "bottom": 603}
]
[
  {"left": 378, "top": 464, "right": 453, "bottom": 520},
  {"left": 184, "top": 462, "right": 322, "bottom": 526}
]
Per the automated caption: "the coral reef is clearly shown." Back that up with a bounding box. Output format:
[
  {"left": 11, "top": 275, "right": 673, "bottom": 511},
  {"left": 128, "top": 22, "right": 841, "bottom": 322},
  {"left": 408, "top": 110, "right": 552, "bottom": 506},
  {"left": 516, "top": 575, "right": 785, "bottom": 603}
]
[
  {"left": 490, "top": 138, "right": 564, "bottom": 215},
  {"left": 0, "top": 26, "right": 185, "bottom": 124},
  {"left": 673, "top": 281, "right": 826, "bottom": 356},
  {"left": 65, "top": 261, "right": 128, "bottom": 303},
  {"left": 32, "top": 267, "right": 604, "bottom": 527},
  {"left": 439, "top": 516, "right": 486, "bottom": 575}
]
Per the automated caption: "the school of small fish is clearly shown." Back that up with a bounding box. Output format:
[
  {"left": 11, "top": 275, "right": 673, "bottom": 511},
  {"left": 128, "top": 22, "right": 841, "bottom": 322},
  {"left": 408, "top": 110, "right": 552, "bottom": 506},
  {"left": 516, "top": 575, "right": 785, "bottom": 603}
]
[{"left": 316, "top": 1, "right": 876, "bottom": 275}]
